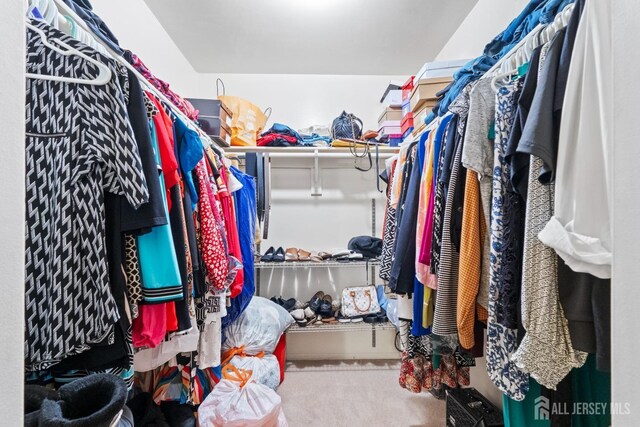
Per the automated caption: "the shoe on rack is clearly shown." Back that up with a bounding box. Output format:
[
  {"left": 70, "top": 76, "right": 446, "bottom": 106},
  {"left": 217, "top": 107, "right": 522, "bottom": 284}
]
[
  {"left": 336, "top": 313, "right": 351, "bottom": 323},
  {"left": 309, "top": 252, "right": 324, "bottom": 263},
  {"left": 281, "top": 298, "right": 297, "bottom": 312},
  {"left": 260, "top": 246, "right": 276, "bottom": 262},
  {"left": 273, "top": 247, "right": 286, "bottom": 263},
  {"left": 270, "top": 296, "right": 283, "bottom": 306},
  {"left": 319, "top": 294, "right": 333, "bottom": 317},
  {"left": 297, "top": 249, "right": 312, "bottom": 262},
  {"left": 309, "top": 291, "right": 325, "bottom": 313},
  {"left": 363, "top": 314, "right": 376, "bottom": 323},
  {"left": 290, "top": 309, "right": 308, "bottom": 327},
  {"left": 285, "top": 247, "right": 299, "bottom": 262},
  {"left": 294, "top": 300, "right": 308, "bottom": 310}
]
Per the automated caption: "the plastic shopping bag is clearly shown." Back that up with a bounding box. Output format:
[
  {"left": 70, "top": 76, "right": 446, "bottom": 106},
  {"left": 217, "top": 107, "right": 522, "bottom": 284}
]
[
  {"left": 223, "top": 297, "right": 294, "bottom": 355},
  {"left": 217, "top": 79, "right": 270, "bottom": 146},
  {"left": 198, "top": 366, "right": 288, "bottom": 427}
]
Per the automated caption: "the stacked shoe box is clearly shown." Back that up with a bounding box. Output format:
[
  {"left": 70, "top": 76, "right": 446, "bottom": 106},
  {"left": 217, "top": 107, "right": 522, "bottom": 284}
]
[
  {"left": 400, "top": 76, "right": 415, "bottom": 141},
  {"left": 409, "top": 60, "right": 467, "bottom": 137},
  {"left": 378, "top": 80, "right": 403, "bottom": 146}
]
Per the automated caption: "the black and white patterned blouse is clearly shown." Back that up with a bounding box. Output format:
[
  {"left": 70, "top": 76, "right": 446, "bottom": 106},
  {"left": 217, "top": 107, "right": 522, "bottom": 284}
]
[{"left": 24, "top": 21, "right": 148, "bottom": 370}]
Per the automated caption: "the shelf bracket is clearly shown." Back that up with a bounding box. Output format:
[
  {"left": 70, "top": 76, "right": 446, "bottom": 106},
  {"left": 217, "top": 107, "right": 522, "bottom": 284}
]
[
  {"left": 311, "top": 149, "right": 322, "bottom": 197},
  {"left": 372, "top": 324, "right": 377, "bottom": 347}
]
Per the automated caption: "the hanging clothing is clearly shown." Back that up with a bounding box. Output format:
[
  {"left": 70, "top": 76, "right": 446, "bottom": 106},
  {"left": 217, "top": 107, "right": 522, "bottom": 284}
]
[
  {"left": 24, "top": 21, "right": 148, "bottom": 370},
  {"left": 461, "top": 78, "right": 496, "bottom": 312},
  {"left": 538, "top": 0, "right": 612, "bottom": 279},
  {"left": 136, "top": 122, "right": 183, "bottom": 303},
  {"left": 510, "top": 23, "right": 587, "bottom": 390},
  {"left": 223, "top": 167, "right": 257, "bottom": 328},
  {"left": 485, "top": 80, "right": 530, "bottom": 401},
  {"left": 456, "top": 170, "right": 488, "bottom": 350},
  {"left": 431, "top": 127, "right": 466, "bottom": 336},
  {"left": 379, "top": 157, "right": 398, "bottom": 282}
]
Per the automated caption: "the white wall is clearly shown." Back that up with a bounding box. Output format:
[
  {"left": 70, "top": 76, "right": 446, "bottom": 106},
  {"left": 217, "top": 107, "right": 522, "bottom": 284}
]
[
  {"left": 436, "top": 0, "right": 529, "bottom": 61},
  {"left": 92, "top": 0, "right": 403, "bottom": 131},
  {"left": 92, "top": 0, "right": 195, "bottom": 93},
  {"left": 0, "top": 1, "right": 25, "bottom": 425},
  {"left": 612, "top": 0, "right": 640, "bottom": 424}
]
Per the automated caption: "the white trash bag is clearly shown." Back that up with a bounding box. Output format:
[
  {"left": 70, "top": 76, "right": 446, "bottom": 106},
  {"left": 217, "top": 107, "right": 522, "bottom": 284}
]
[
  {"left": 223, "top": 296, "right": 294, "bottom": 354},
  {"left": 198, "top": 366, "right": 288, "bottom": 427},
  {"left": 228, "top": 355, "right": 280, "bottom": 390}
]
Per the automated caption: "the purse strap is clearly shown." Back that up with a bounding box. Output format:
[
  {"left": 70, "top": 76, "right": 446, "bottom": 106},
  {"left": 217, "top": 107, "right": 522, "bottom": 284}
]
[
  {"left": 216, "top": 78, "right": 226, "bottom": 97},
  {"left": 347, "top": 113, "right": 372, "bottom": 172},
  {"left": 349, "top": 289, "right": 373, "bottom": 313}
]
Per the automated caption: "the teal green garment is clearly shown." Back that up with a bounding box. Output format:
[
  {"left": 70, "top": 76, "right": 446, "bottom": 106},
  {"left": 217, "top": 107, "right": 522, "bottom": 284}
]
[
  {"left": 572, "top": 354, "right": 611, "bottom": 427},
  {"left": 137, "top": 123, "right": 182, "bottom": 302},
  {"left": 503, "top": 378, "right": 550, "bottom": 427}
]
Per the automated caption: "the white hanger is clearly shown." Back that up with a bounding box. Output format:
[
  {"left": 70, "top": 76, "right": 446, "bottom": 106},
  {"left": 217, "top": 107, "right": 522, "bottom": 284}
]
[{"left": 26, "top": 21, "right": 112, "bottom": 85}]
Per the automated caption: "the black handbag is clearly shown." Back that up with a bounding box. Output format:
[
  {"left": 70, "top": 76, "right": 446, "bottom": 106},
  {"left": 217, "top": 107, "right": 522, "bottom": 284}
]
[{"left": 330, "top": 111, "right": 363, "bottom": 140}]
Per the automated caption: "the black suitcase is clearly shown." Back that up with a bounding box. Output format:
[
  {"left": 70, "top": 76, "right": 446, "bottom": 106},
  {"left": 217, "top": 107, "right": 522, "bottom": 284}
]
[{"left": 446, "top": 387, "right": 503, "bottom": 427}]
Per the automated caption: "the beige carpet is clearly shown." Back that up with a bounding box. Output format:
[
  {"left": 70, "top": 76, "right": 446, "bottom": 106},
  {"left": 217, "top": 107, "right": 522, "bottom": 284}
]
[{"left": 277, "top": 361, "right": 445, "bottom": 427}]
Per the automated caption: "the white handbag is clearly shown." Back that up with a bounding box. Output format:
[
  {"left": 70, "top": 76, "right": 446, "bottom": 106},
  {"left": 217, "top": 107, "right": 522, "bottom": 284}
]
[{"left": 340, "top": 286, "right": 380, "bottom": 317}]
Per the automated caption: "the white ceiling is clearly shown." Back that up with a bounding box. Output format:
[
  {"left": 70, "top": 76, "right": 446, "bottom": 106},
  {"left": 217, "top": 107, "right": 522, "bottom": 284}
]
[{"left": 144, "top": 0, "right": 478, "bottom": 75}]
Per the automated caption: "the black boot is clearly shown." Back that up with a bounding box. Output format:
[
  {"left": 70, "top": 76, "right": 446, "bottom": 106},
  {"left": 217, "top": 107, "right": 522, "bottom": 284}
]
[
  {"left": 38, "top": 373, "right": 127, "bottom": 427},
  {"left": 25, "top": 384, "right": 59, "bottom": 427}
]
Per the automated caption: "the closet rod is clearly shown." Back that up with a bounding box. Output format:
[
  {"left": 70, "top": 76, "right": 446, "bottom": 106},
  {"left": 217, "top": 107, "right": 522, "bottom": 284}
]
[
  {"left": 228, "top": 152, "right": 396, "bottom": 159},
  {"left": 484, "top": 2, "right": 574, "bottom": 76},
  {"left": 51, "top": 0, "right": 225, "bottom": 151}
]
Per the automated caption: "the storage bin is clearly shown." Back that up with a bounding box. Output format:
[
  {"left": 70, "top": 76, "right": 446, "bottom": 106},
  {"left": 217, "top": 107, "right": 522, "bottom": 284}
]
[
  {"left": 401, "top": 113, "right": 414, "bottom": 135},
  {"left": 197, "top": 116, "right": 232, "bottom": 146},
  {"left": 378, "top": 107, "right": 403, "bottom": 124},
  {"left": 382, "top": 90, "right": 402, "bottom": 107},
  {"left": 409, "top": 77, "right": 453, "bottom": 112},
  {"left": 187, "top": 98, "right": 233, "bottom": 128},
  {"left": 401, "top": 76, "right": 415, "bottom": 101}
]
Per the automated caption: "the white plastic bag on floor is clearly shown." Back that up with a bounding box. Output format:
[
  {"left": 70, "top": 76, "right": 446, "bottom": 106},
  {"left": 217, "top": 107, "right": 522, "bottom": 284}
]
[
  {"left": 223, "top": 297, "right": 294, "bottom": 354},
  {"left": 198, "top": 366, "right": 288, "bottom": 427},
  {"left": 228, "top": 355, "right": 280, "bottom": 390}
]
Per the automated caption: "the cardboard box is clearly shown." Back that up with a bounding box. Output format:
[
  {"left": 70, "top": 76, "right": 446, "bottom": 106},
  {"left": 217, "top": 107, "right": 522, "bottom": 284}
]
[
  {"left": 402, "top": 99, "right": 412, "bottom": 117},
  {"left": 409, "top": 77, "right": 452, "bottom": 112},
  {"left": 401, "top": 113, "right": 414, "bottom": 135},
  {"left": 401, "top": 76, "right": 415, "bottom": 101},
  {"left": 382, "top": 90, "right": 402, "bottom": 107},
  {"left": 378, "top": 107, "right": 403, "bottom": 124},
  {"left": 378, "top": 120, "right": 402, "bottom": 136},
  {"left": 413, "top": 101, "right": 436, "bottom": 128},
  {"left": 415, "top": 59, "right": 469, "bottom": 81},
  {"left": 379, "top": 80, "right": 404, "bottom": 103}
]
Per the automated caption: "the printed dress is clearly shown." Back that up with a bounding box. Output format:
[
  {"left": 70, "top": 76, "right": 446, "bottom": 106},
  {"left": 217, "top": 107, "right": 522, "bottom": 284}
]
[{"left": 486, "top": 81, "right": 529, "bottom": 401}]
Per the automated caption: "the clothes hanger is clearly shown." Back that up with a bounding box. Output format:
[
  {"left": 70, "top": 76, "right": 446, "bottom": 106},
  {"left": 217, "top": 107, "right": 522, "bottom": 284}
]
[{"left": 26, "top": 21, "right": 112, "bottom": 85}]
